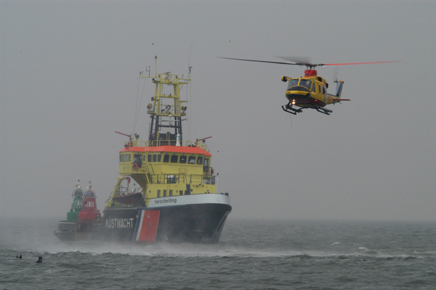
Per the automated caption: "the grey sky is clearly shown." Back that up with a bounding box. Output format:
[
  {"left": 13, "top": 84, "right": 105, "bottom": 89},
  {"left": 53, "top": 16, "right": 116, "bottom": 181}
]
[{"left": 1, "top": 1, "right": 435, "bottom": 221}]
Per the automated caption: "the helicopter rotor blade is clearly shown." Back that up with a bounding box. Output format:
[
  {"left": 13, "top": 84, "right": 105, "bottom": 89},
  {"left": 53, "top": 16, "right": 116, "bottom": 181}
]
[
  {"left": 274, "top": 56, "right": 313, "bottom": 66},
  {"left": 219, "top": 57, "right": 303, "bottom": 66},
  {"left": 322, "top": 60, "right": 402, "bottom": 66},
  {"left": 220, "top": 57, "right": 401, "bottom": 68}
]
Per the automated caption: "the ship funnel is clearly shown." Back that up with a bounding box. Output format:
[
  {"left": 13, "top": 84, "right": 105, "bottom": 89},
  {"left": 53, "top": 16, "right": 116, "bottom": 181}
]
[{"left": 176, "top": 133, "right": 181, "bottom": 146}]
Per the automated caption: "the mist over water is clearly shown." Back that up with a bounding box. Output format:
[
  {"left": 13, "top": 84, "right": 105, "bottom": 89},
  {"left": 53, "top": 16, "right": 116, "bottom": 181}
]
[{"left": 2, "top": 218, "right": 436, "bottom": 289}]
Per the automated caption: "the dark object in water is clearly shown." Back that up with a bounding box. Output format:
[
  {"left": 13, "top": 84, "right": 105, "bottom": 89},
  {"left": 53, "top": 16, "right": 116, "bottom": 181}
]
[
  {"left": 36, "top": 257, "right": 42, "bottom": 263},
  {"left": 16, "top": 255, "right": 22, "bottom": 259}
]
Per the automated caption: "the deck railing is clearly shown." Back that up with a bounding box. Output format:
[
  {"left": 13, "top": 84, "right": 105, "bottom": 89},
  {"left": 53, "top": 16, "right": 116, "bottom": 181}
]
[
  {"left": 124, "top": 140, "right": 208, "bottom": 151},
  {"left": 146, "top": 174, "right": 215, "bottom": 185}
]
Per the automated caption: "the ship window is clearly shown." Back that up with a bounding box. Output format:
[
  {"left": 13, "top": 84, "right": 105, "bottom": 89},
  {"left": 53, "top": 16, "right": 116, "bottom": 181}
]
[
  {"left": 120, "top": 155, "right": 124, "bottom": 162},
  {"left": 153, "top": 155, "right": 157, "bottom": 162},
  {"left": 134, "top": 154, "right": 142, "bottom": 168},
  {"left": 169, "top": 190, "right": 173, "bottom": 196},
  {"left": 180, "top": 155, "right": 187, "bottom": 163},
  {"left": 157, "top": 190, "right": 161, "bottom": 198},
  {"left": 143, "top": 155, "right": 146, "bottom": 161},
  {"left": 163, "top": 154, "right": 170, "bottom": 163},
  {"left": 171, "top": 155, "right": 178, "bottom": 163},
  {"left": 180, "top": 190, "right": 183, "bottom": 196},
  {"left": 158, "top": 154, "right": 162, "bottom": 162},
  {"left": 204, "top": 158, "right": 209, "bottom": 167},
  {"left": 188, "top": 156, "right": 196, "bottom": 164},
  {"left": 167, "top": 175, "right": 176, "bottom": 183},
  {"left": 148, "top": 155, "right": 152, "bottom": 162},
  {"left": 197, "top": 156, "right": 203, "bottom": 165},
  {"left": 163, "top": 190, "right": 167, "bottom": 197},
  {"left": 127, "top": 154, "right": 131, "bottom": 162}
]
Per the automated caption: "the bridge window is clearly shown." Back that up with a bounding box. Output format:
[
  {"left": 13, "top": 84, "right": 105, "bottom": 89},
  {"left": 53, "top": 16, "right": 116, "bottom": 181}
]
[
  {"left": 163, "top": 154, "right": 169, "bottom": 162},
  {"left": 171, "top": 155, "right": 178, "bottom": 163},
  {"left": 153, "top": 154, "right": 157, "bottom": 162},
  {"left": 157, "top": 190, "right": 161, "bottom": 198},
  {"left": 197, "top": 156, "right": 203, "bottom": 165},
  {"left": 163, "top": 190, "right": 167, "bottom": 197},
  {"left": 134, "top": 154, "right": 142, "bottom": 168},
  {"left": 148, "top": 155, "right": 152, "bottom": 162},
  {"left": 143, "top": 155, "right": 146, "bottom": 161},
  {"left": 157, "top": 154, "right": 161, "bottom": 162},
  {"left": 180, "top": 155, "right": 187, "bottom": 163},
  {"left": 188, "top": 156, "right": 196, "bottom": 164}
]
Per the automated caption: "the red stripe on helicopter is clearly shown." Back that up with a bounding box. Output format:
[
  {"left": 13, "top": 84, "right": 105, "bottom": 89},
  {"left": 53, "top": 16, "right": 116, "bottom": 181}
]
[{"left": 323, "top": 61, "right": 401, "bottom": 66}]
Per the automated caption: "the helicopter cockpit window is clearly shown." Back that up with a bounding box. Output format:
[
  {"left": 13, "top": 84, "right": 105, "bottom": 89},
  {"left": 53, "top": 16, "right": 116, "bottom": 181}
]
[
  {"left": 287, "top": 79, "right": 299, "bottom": 89},
  {"left": 299, "top": 80, "right": 312, "bottom": 90}
]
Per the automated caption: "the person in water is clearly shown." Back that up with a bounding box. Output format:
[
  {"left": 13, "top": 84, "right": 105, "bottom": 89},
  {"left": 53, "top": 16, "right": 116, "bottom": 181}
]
[{"left": 36, "top": 257, "right": 42, "bottom": 263}]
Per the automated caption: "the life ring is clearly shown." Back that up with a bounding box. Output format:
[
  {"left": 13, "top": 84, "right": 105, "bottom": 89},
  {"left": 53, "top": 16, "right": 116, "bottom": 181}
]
[{"left": 133, "top": 163, "right": 139, "bottom": 170}]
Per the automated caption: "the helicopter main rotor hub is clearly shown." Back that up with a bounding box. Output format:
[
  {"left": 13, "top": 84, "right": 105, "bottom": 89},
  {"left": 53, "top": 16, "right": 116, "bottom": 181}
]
[{"left": 304, "top": 69, "right": 318, "bottom": 77}]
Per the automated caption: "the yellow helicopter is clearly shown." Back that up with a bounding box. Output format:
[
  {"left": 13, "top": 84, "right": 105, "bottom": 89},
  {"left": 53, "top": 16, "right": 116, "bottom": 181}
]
[{"left": 220, "top": 57, "right": 399, "bottom": 115}]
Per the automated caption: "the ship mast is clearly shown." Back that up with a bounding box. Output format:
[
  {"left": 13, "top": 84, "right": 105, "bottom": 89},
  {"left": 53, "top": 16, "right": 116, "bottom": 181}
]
[{"left": 140, "top": 57, "right": 190, "bottom": 146}]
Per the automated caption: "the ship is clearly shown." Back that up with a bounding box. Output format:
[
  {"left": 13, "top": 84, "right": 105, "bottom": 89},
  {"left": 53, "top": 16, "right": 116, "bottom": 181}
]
[
  {"left": 54, "top": 180, "right": 101, "bottom": 241},
  {"left": 54, "top": 58, "right": 231, "bottom": 243}
]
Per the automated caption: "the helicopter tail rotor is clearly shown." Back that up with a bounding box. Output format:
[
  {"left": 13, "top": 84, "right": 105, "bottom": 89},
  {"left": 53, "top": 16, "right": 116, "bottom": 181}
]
[{"left": 333, "top": 67, "right": 339, "bottom": 92}]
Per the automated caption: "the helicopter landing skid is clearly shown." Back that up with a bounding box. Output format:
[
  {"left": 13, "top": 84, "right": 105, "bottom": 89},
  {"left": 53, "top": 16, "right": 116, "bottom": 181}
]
[
  {"left": 314, "top": 106, "right": 332, "bottom": 115},
  {"left": 282, "top": 104, "right": 303, "bottom": 115}
]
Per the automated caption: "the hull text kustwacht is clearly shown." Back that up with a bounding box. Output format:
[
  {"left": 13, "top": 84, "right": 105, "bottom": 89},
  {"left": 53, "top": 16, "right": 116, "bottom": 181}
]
[{"left": 54, "top": 58, "right": 232, "bottom": 243}]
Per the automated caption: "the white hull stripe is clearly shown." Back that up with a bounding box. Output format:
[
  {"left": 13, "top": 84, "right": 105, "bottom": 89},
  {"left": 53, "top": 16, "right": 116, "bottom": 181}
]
[{"left": 147, "top": 193, "right": 230, "bottom": 208}]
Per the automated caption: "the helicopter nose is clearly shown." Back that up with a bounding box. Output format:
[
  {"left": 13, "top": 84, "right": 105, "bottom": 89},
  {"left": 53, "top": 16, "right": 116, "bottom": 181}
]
[{"left": 285, "top": 89, "right": 310, "bottom": 101}]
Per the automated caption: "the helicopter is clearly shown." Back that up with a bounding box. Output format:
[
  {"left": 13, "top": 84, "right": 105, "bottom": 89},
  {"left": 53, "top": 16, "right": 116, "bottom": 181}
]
[{"left": 220, "top": 57, "right": 400, "bottom": 115}]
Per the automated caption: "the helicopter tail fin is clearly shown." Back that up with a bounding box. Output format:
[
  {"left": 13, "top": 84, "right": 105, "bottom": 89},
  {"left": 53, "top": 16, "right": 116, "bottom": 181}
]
[{"left": 335, "top": 81, "right": 344, "bottom": 98}]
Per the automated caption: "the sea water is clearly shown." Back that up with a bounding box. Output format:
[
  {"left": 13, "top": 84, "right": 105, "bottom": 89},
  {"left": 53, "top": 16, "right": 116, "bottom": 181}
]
[{"left": 1, "top": 217, "right": 436, "bottom": 289}]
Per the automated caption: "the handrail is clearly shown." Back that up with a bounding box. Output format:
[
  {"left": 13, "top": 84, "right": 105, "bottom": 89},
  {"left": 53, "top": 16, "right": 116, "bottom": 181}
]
[{"left": 124, "top": 140, "right": 208, "bottom": 151}]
